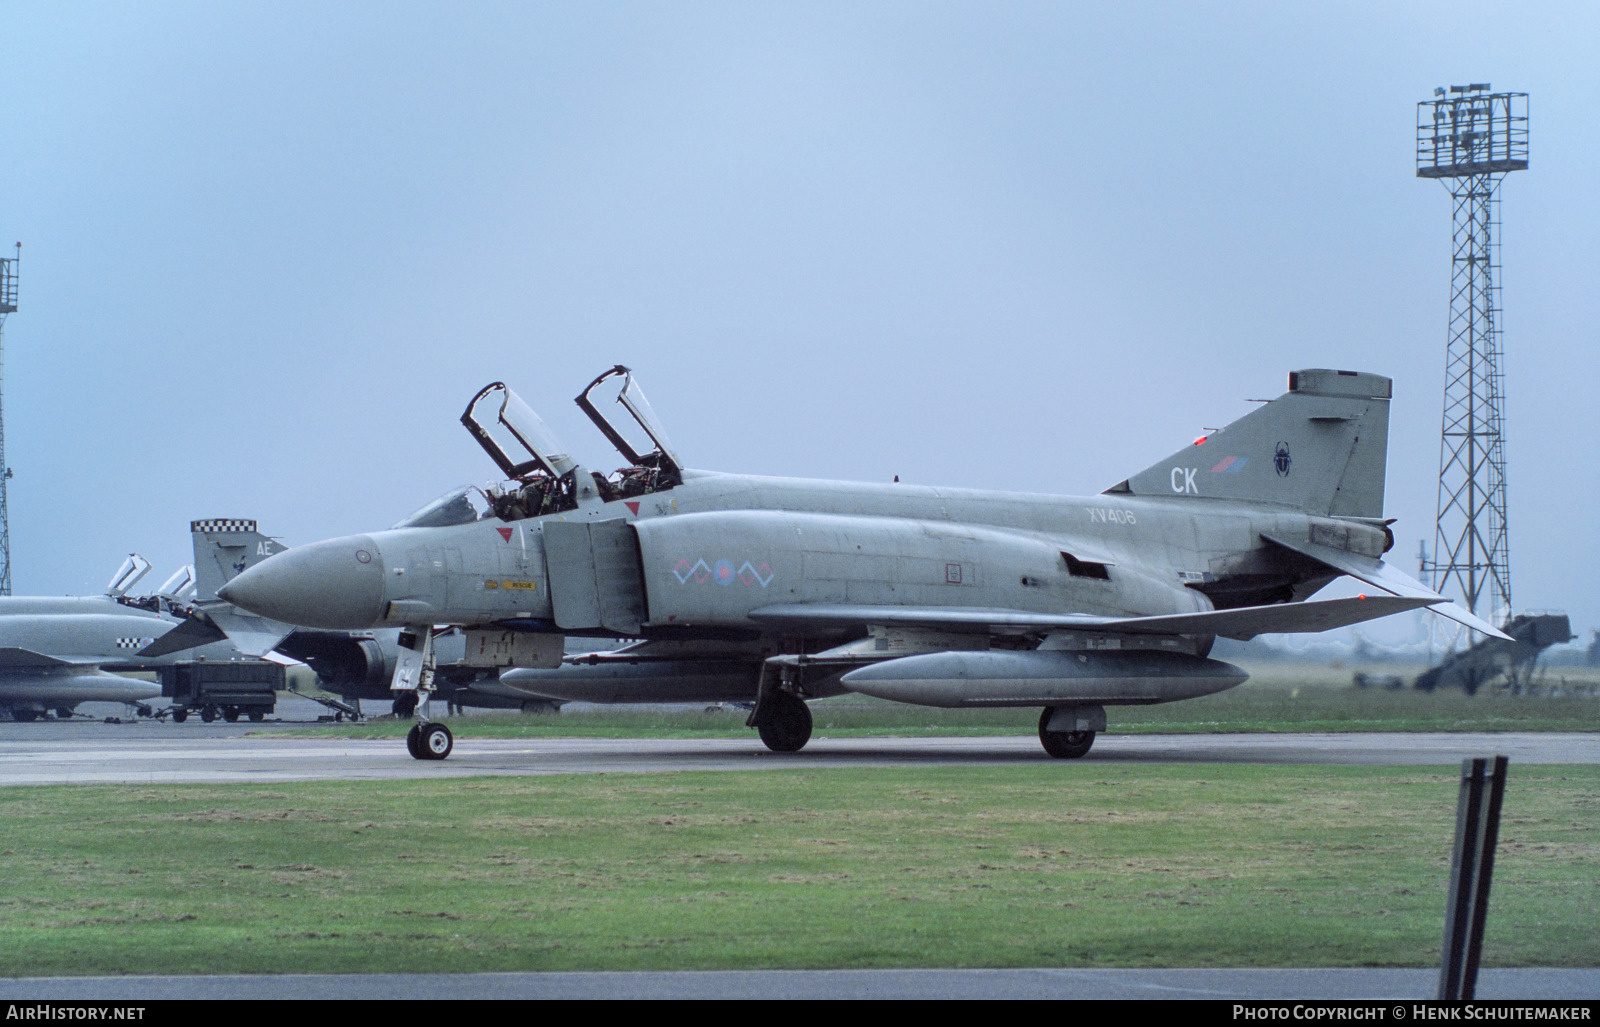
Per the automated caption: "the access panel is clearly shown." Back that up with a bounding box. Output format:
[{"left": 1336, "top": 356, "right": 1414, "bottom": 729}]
[{"left": 542, "top": 519, "right": 646, "bottom": 634}]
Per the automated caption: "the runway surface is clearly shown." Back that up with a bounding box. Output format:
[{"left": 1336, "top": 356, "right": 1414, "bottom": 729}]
[{"left": 0, "top": 730, "right": 1593, "bottom": 785}]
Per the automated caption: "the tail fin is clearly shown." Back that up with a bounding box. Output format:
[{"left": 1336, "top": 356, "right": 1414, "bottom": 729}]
[
  {"left": 191, "top": 519, "right": 286, "bottom": 601},
  {"left": 1108, "top": 369, "right": 1391, "bottom": 518}
]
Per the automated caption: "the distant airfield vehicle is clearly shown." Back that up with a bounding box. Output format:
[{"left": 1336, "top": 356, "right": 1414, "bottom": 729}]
[
  {"left": 1414, "top": 611, "right": 1576, "bottom": 695},
  {"left": 219, "top": 366, "right": 1509, "bottom": 760}
]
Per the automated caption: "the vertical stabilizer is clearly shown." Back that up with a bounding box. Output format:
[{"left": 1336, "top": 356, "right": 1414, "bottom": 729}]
[
  {"left": 191, "top": 520, "right": 285, "bottom": 601},
  {"left": 1109, "top": 369, "right": 1391, "bottom": 518}
]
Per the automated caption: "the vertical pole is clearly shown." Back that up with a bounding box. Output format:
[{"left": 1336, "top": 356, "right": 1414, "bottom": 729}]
[
  {"left": 1438, "top": 755, "right": 1509, "bottom": 1000},
  {"left": 1438, "top": 757, "right": 1485, "bottom": 1000},
  {"left": 1461, "top": 754, "right": 1509, "bottom": 999}
]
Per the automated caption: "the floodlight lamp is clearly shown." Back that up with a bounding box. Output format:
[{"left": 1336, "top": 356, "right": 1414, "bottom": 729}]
[{"left": 1434, "top": 87, "right": 1446, "bottom": 97}]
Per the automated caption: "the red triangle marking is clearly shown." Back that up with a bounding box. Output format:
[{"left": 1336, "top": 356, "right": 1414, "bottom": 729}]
[
  {"left": 497, "top": 527, "right": 513, "bottom": 542},
  {"left": 625, "top": 501, "right": 640, "bottom": 515}
]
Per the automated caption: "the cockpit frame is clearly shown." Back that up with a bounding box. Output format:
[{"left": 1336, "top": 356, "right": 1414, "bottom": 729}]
[{"left": 575, "top": 365, "right": 683, "bottom": 497}]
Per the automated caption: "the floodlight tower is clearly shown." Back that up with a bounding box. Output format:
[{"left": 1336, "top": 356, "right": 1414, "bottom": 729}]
[
  {"left": 0, "top": 242, "right": 16, "bottom": 595},
  {"left": 1416, "top": 85, "right": 1527, "bottom": 638}
]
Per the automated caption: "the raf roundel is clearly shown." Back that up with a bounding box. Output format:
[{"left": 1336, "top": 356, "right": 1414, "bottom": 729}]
[
  {"left": 713, "top": 559, "right": 736, "bottom": 586},
  {"left": 355, "top": 549, "right": 373, "bottom": 564}
]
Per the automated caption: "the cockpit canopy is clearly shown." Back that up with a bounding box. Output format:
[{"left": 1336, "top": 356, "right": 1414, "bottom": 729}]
[
  {"left": 575, "top": 365, "right": 683, "bottom": 496},
  {"left": 460, "top": 382, "right": 588, "bottom": 518},
  {"left": 106, "top": 554, "right": 152, "bottom": 597},
  {"left": 462, "top": 382, "right": 578, "bottom": 482},
  {"left": 391, "top": 486, "right": 495, "bottom": 530},
  {"left": 450, "top": 369, "right": 686, "bottom": 524}
]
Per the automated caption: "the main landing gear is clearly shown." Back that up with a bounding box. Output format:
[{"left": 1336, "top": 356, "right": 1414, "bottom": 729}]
[
  {"left": 1038, "top": 708, "right": 1096, "bottom": 759},
  {"left": 754, "top": 688, "right": 813, "bottom": 753},
  {"left": 406, "top": 721, "right": 453, "bottom": 760}
]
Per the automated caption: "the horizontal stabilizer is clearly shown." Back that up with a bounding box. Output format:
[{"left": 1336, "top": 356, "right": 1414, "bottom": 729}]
[
  {"left": 1261, "top": 533, "right": 1513, "bottom": 641},
  {"left": 137, "top": 615, "right": 228, "bottom": 658},
  {"left": 190, "top": 600, "right": 295, "bottom": 657},
  {"left": 749, "top": 593, "right": 1439, "bottom": 641}
]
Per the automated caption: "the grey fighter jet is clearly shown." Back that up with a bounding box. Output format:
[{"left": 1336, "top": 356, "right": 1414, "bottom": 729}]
[
  {"left": 218, "top": 366, "right": 1509, "bottom": 760},
  {"left": 0, "top": 549, "right": 247, "bottom": 720}
]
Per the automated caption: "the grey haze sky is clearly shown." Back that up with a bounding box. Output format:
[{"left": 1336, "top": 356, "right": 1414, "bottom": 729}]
[{"left": 1, "top": 1, "right": 1596, "bottom": 642}]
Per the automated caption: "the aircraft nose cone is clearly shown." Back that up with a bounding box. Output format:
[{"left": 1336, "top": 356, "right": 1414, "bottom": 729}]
[{"left": 219, "top": 535, "right": 387, "bottom": 629}]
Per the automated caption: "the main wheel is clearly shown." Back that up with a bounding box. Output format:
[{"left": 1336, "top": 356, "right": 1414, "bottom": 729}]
[
  {"left": 200, "top": 707, "right": 217, "bottom": 723},
  {"left": 406, "top": 723, "right": 423, "bottom": 759},
  {"left": 171, "top": 709, "right": 189, "bottom": 723},
  {"left": 419, "top": 722, "right": 453, "bottom": 760},
  {"left": 12, "top": 708, "right": 36, "bottom": 723},
  {"left": 756, "top": 690, "right": 813, "bottom": 753},
  {"left": 248, "top": 710, "right": 265, "bottom": 722},
  {"left": 223, "top": 708, "right": 240, "bottom": 723},
  {"left": 1038, "top": 709, "right": 1095, "bottom": 759},
  {"left": 55, "top": 708, "right": 75, "bottom": 720}
]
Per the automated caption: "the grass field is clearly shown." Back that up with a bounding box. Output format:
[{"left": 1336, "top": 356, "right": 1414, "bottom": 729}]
[
  {"left": 293, "top": 662, "right": 1600, "bottom": 740},
  {"left": 1, "top": 764, "right": 1595, "bottom": 975}
]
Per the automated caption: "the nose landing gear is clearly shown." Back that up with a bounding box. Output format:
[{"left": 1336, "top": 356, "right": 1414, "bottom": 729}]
[{"left": 406, "top": 721, "right": 454, "bottom": 760}]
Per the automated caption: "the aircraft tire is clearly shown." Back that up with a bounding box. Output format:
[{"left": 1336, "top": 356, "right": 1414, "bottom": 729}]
[
  {"left": 1038, "top": 710, "right": 1095, "bottom": 759},
  {"left": 12, "top": 708, "right": 36, "bottom": 723},
  {"left": 405, "top": 723, "right": 423, "bottom": 759},
  {"left": 223, "top": 708, "right": 240, "bottom": 723},
  {"left": 420, "top": 722, "right": 453, "bottom": 760},
  {"left": 248, "top": 710, "right": 265, "bottom": 722},
  {"left": 756, "top": 691, "right": 812, "bottom": 753},
  {"left": 172, "top": 709, "right": 189, "bottom": 724},
  {"left": 55, "top": 708, "right": 75, "bottom": 720},
  {"left": 200, "top": 707, "right": 217, "bottom": 723}
]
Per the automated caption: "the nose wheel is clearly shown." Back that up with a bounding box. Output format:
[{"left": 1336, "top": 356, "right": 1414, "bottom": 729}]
[{"left": 406, "top": 721, "right": 453, "bottom": 760}]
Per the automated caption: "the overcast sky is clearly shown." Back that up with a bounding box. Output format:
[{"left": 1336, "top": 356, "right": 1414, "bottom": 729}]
[{"left": 2, "top": 1, "right": 1595, "bottom": 644}]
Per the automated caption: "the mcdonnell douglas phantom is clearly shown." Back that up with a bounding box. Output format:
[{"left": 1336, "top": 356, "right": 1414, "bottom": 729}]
[
  {"left": 218, "top": 366, "right": 1507, "bottom": 760},
  {"left": 0, "top": 540, "right": 271, "bottom": 721}
]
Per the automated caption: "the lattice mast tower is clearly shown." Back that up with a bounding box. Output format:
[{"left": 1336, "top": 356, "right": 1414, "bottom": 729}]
[
  {"left": 1416, "top": 86, "right": 1527, "bottom": 635},
  {"left": 0, "top": 243, "right": 16, "bottom": 596}
]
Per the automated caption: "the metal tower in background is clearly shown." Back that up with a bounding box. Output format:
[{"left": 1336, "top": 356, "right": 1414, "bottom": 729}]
[
  {"left": 0, "top": 242, "right": 16, "bottom": 595},
  {"left": 1416, "top": 86, "right": 1527, "bottom": 635}
]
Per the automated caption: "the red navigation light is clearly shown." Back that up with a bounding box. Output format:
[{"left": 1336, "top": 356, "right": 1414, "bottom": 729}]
[{"left": 1193, "top": 436, "right": 1207, "bottom": 446}]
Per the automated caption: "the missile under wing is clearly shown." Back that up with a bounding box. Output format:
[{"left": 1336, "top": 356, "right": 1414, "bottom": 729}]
[{"left": 219, "top": 367, "right": 1509, "bottom": 760}]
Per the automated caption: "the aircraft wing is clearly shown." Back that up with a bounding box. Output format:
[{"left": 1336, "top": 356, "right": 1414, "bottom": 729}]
[
  {"left": 1260, "top": 533, "right": 1513, "bottom": 641},
  {"left": 748, "top": 593, "right": 1440, "bottom": 641}
]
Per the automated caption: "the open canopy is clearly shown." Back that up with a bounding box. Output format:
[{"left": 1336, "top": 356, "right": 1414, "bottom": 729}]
[
  {"left": 576, "top": 365, "right": 682, "bottom": 479},
  {"left": 461, "top": 382, "right": 578, "bottom": 482}
]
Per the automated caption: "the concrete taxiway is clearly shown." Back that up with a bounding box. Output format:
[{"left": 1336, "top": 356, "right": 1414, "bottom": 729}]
[{"left": 0, "top": 731, "right": 1593, "bottom": 786}]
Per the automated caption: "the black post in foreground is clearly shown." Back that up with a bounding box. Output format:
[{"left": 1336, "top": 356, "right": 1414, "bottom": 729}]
[{"left": 1438, "top": 755, "right": 1509, "bottom": 1000}]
